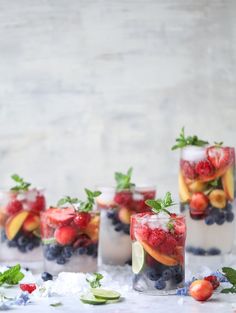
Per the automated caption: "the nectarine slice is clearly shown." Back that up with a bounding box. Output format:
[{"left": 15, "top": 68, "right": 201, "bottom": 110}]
[
  {"left": 222, "top": 166, "right": 234, "bottom": 201},
  {"left": 139, "top": 240, "right": 178, "bottom": 266},
  {"left": 6, "top": 210, "right": 29, "bottom": 240},
  {"left": 179, "top": 172, "right": 191, "bottom": 202}
]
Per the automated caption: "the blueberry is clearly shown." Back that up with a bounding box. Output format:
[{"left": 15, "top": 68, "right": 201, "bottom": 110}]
[
  {"left": 56, "top": 256, "right": 66, "bottom": 265},
  {"left": 107, "top": 210, "right": 115, "bottom": 219},
  {"left": 92, "top": 250, "right": 98, "bottom": 258},
  {"left": 17, "top": 236, "right": 29, "bottom": 247},
  {"left": 162, "top": 269, "right": 172, "bottom": 281},
  {"left": 170, "top": 265, "right": 182, "bottom": 276},
  {"left": 193, "top": 248, "right": 205, "bottom": 256},
  {"left": 154, "top": 278, "right": 166, "bottom": 290},
  {"left": 205, "top": 215, "right": 214, "bottom": 225},
  {"left": 32, "top": 237, "right": 41, "bottom": 247},
  {"left": 122, "top": 224, "right": 130, "bottom": 235},
  {"left": 7, "top": 240, "right": 17, "bottom": 248},
  {"left": 112, "top": 219, "right": 119, "bottom": 225},
  {"left": 41, "top": 272, "right": 53, "bottom": 281},
  {"left": 44, "top": 244, "right": 62, "bottom": 260},
  {"left": 87, "top": 244, "right": 94, "bottom": 256},
  {"left": 207, "top": 247, "right": 221, "bottom": 255},
  {"left": 210, "top": 207, "right": 219, "bottom": 217},
  {"left": 215, "top": 212, "right": 225, "bottom": 225},
  {"left": 62, "top": 246, "right": 73, "bottom": 258},
  {"left": 114, "top": 223, "right": 122, "bottom": 232},
  {"left": 186, "top": 246, "right": 195, "bottom": 253},
  {"left": 146, "top": 269, "right": 161, "bottom": 281},
  {"left": 226, "top": 203, "right": 232, "bottom": 211},
  {"left": 18, "top": 245, "right": 27, "bottom": 253},
  {"left": 49, "top": 244, "right": 62, "bottom": 256},
  {"left": 26, "top": 242, "right": 34, "bottom": 251},
  {"left": 226, "top": 211, "right": 234, "bottom": 222},
  {"left": 76, "top": 247, "right": 87, "bottom": 255},
  {"left": 174, "top": 273, "right": 184, "bottom": 284}
]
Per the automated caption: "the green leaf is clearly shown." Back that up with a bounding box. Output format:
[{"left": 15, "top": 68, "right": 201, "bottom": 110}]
[
  {"left": 171, "top": 127, "right": 208, "bottom": 150},
  {"left": 57, "top": 196, "right": 79, "bottom": 207},
  {"left": 86, "top": 272, "right": 104, "bottom": 289},
  {"left": 0, "top": 264, "right": 24, "bottom": 286},
  {"left": 145, "top": 192, "right": 176, "bottom": 215},
  {"left": 10, "top": 174, "right": 31, "bottom": 192},
  {"left": 222, "top": 267, "right": 236, "bottom": 285},
  {"left": 114, "top": 167, "right": 135, "bottom": 191},
  {"left": 50, "top": 302, "right": 63, "bottom": 307},
  {"left": 221, "top": 287, "right": 236, "bottom": 294}
]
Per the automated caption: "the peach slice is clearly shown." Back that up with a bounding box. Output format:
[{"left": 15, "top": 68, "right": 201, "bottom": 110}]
[
  {"left": 5, "top": 211, "right": 29, "bottom": 240},
  {"left": 84, "top": 215, "right": 100, "bottom": 241},
  {"left": 139, "top": 240, "right": 178, "bottom": 267},
  {"left": 188, "top": 180, "right": 207, "bottom": 193},
  {"left": 179, "top": 172, "right": 191, "bottom": 202},
  {"left": 222, "top": 166, "right": 234, "bottom": 201},
  {"left": 0, "top": 211, "right": 7, "bottom": 227},
  {"left": 23, "top": 213, "right": 40, "bottom": 232},
  {"left": 209, "top": 189, "right": 227, "bottom": 209},
  {"left": 118, "top": 207, "right": 131, "bottom": 224}
]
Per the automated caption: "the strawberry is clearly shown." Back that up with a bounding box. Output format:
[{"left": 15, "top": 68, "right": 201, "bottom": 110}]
[
  {"left": 114, "top": 191, "right": 133, "bottom": 207},
  {"left": 30, "top": 194, "right": 46, "bottom": 212},
  {"left": 159, "top": 235, "right": 177, "bottom": 254},
  {"left": 73, "top": 234, "right": 91, "bottom": 248},
  {"left": 54, "top": 225, "right": 77, "bottom": 245},
  {"left": 6, "top": 200, "right": 23, "bottom": 215},
  {"left": 46, "top": 208, "right": 75, "bottom": 227},
  {"left": 195, "top": 160, "right": 214, "bottom": 177},
  {"left": 74, "top": 212, "right": 91, "bottom": 229},
  {"left": 136, "top": 224, "right": 151, "bottom": 241},
  {"left": 148, "top": 229, "right": 166, "bottom": 248},
  {"left": 180, "top": 159, "right": 197, "bottom": 179},
  {"left": 189, "top": 192, "right": 209, "bottom": 213},
  {"left": 20, "top": 283, "right": 36, "bottom": 294},
  {"left": 173, "top": 217, "right": 186, "bottom": 235},
  {"left": 204, "top": 275, "right": 220, "bottom": 290},
  {"left": 207, "top": 146, "right": 234, "bottom": 170}
]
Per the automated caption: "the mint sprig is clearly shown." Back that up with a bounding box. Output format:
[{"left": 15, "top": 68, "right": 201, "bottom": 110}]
[
  {"left": 57, "top": 189, "right": 101, "bottom": 212},
  {"left": 50, "top": 302, "right": 63, "bottom": 307},
  {"left": 0, "top": 264, "right": 24, "bottom": 286},
  {"left": 221, "top": 267, "right": 236, "bottom": 293},
  {"left": 145, "top": 192, "right": 176, "bottom": 215},
  {"left": 86, "top": 272, "right": 103, "bottom": 289},
  {"left": 10, "top": 174, "right": 31, "bottom": 192},
  {"left": 171, "top": 127, "right": 208, "bottom": 150},
  {"left": 115, "top": 167, "right": 135, "bottom": 191}
]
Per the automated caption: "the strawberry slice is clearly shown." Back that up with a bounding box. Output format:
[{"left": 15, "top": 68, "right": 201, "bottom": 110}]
[
  {"left": 180, "top": 159, "right": 197, "bottom": 179},
  {"left": 195, "top": 160, "right": 214, "bottom": 177},
  {"left": 55, "top": 225, "right": 77, "bottom": 245},
  {"left": 207, "top": 146, "right": 234, "bottom": 170},
  {"left": 20, "top": 283, "right": 37, "bottom": 293},
  {"left": 46, "top": 208, "right": 75, "bottom": 227},
  {"left": 30, "top": 194, "right": 46, "bottom": 213}
]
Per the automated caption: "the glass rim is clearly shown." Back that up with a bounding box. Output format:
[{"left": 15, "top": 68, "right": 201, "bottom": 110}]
[
  {"left": 95, "top": 185, "right": 157, "bottom": 192},
  {"left": 131, "top": 212, "right": 186, "bottom": 222},
  {"left": 0, "top": 187, "right": 45, "bottom": 194}
]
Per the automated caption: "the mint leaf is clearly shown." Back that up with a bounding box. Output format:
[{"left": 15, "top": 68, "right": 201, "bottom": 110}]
[
  {"left": 222, "top": 267, "right": 236, "bottom": 285},
  {"left": 0, "top": 264, "right": 24, "bottom": 286},
  {"left": 57, "top": 196, "right": 79, "bottom": 207},
  {"left": 10, "top": 174, "right": 31, "bottom": 192},
  {"left": 145, "top": 192, "right": 176, "bottom": 215},
  {"left": 50, "top": 302, "right": 63, "bottom": 307},
  {"left": 221, "top": 287, "right": 236, "bottom": 294},
  {"left": 86, "top": 272, "right": 103, "bottom": 289},
  {"left": 115, "top": 167, "right": 135, "bottom": 191},
  {"left": 171, "top": 127, "right": 208, "bottom": 150}
]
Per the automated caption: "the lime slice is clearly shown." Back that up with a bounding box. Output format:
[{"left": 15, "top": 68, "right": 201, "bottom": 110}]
[
  {"left": 132, "top": 241, "right": 145, "bottom": 274},
  {"left": 80, "top": 294, "right": 107, "bottom": 305},
  {"left": 42, "top": 238, "right": 56, "bottom": 244},
  {"left": 91, "top": 289, "right": 121, "bottom": 300}
]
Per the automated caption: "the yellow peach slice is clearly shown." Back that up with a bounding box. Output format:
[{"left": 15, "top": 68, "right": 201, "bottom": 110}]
[
  {"left": 179, "top": 172, "right": 191, "bottom": 202},
  {"left": 209, "top": 189, "right": 227, "bottom": 209},
  {"left": 188, "top": 180, "right": 207, "bottom": 193},
  {"left": 222, "top": 166, "right": 234, "bottom": 201},
  {"left": 140, "top": 240, "right": 178, "bottom": 266},
  {"left": 5, "top": 211, "right": 29, "bottom": 240},
  {"left": 84, "top": 215, "right": 100, "bottom": 241}
]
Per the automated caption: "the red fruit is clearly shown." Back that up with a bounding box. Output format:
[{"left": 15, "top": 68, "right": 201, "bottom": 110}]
[
  {"left": 136, "top": 224, "right": 151, "bottom": 241},
  {"left": 30, "top": 194, "right": 46, "bottom": 212},
  {"left": 20, "top": 283, "right": 36, "bottom": 294},
  {"left": 46, "top": 208, "right": 75, "bottom": 227},
  {"left": 173, "top": 217, "right": 186, "bottom": 235},
  {"left": 6, "top": 200, "right": 23, "bottom": 215},
  {"left": 207, "top": 146, "right": 234, "bottom": 170},
  {"left": 195, "top": 160, "right": 214, "bottom": 177},
  {"left": 130, "top": 212, "right": 152, "bottom": 241},
  {"left": 54, "top": 225, "right": 77, "bottom": 245},
  {"left": 204, "top": 275, "right": 220, "bottom": 290},
  {"left": 114, "top": 191, "right": 133, "bottom": 207},
  {"left": 148, "top": 229, "right": 166, "bottom": 248},
  {"left": 189, "top": 279, "right": 213, "bottom": 301},
  {"left": 159, "top": 235, "right": 177, "bottom": 255},
  {"left": 189, "top": 192, "right": 209, "bottom": 213},
  {"left": 23, "top": 213, "right": 40, "bottom": 232},
  {"left": 73, "top": 234, "right": 91, "bottom": 248},
  {"left": 180, "top": 160, "right": 197, "bottom": 179},
  {"left": 74, "top": 212, "right": 91, "bottom": 229}
]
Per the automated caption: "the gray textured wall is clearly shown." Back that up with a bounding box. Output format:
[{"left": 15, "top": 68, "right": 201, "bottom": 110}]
[{"left": 0, "top": 0, "right": 235, "bottom": 205}]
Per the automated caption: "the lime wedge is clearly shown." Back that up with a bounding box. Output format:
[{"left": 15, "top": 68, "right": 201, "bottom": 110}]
[
  {"left": 132, "top": 241, "right": 145, "bottom": 274},
  {"left": 91, "top": 289, "right": 121, "bottom": 300},
  {"left": 80, "top": 295, "right": 107, "bottom": 305},
  {"left": 42, "top": 238, "right": 56, "bottom": 244}
]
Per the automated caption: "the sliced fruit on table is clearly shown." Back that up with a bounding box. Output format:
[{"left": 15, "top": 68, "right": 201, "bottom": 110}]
[
  {"left": 91, "top": 288, "right": 121, "bottom": 300},
  {"left": 23, "top": 213, "right": 40, "bottom": 232},
  {"left": 5, "top": 210, "right": 29, "bottom": 240},
  {"left": 118, "top": 207, "right": 131, "bottom": 224},
  {"left": 20, "top": 283, "right": 37, "bottom": 294},
  {"left": 178, "top": 172, "right": 191, "bottom": 202},
  {"left": 188, "top": 180, "right": 207, "bottom": 193},
  {"left": 80, "top": 294, "right": 107, "bottom": 305},
  {"left": 132, "top": 241, "right": 145, "bottom": 274},
  {"left": 46, "top": 207, "right": 75, "bottom": 227},
  {"left": 209, "top": 189, "right": 227, "bottom": 209},
  {"left": 222, "top": 166, "right": 234, "bottom": 201},
  {"left": 84, "top": 215, "right": 100, "bottom": 241},
  {"left": 139, "top": 239, "right": 178, "bottom": 266},
  {"left": 54, "top": 225, "right": 77, "bottom": 245}
]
